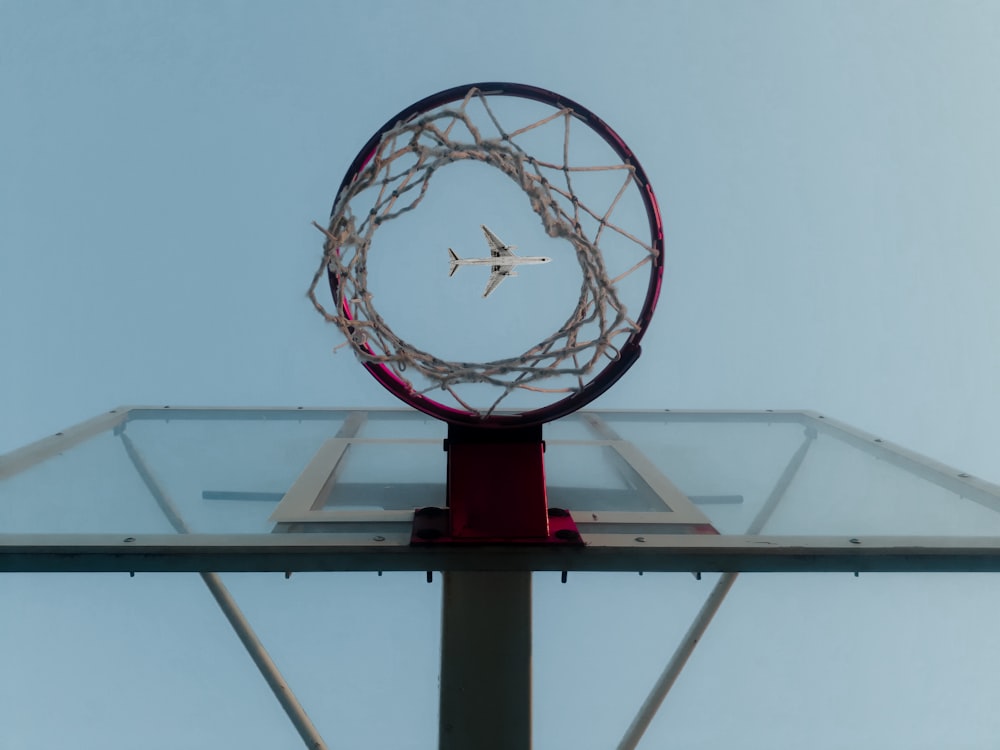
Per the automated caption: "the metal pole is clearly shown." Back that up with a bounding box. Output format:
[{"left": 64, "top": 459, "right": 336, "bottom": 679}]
[
  {"left": 120, "top": 432, "right": 328, "bottom": 750},
  {"left": 616, "top": 572, "right": 737, "bottom": 750},
  {"left": 201, "top": 571, "right": 327, "bottom": 750},
  {"left": 439, "top": 571, "right": 532, "bottom": 750},
  {"left": 616, "top": 428, "right": 817, "bottom": 750}
]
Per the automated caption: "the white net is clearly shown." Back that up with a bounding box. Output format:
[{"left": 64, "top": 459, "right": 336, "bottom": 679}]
[{"left": 308, "top": 85, "right": 661, "bottom": 419}]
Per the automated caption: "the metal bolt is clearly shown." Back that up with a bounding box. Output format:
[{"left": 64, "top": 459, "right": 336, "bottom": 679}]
[
  {"left": 415, "top": 506, "right": 446, "bottom": 518},
  {"left": 959, "top": 473, "right": 971, "bottom": 479},
  {"left": 635, "top": 536, "right": 646, "bottom": 543},
  {"left": 849, "top": 538, "right": 860, "bottom": 544},
  {"left": 373, "top": 535, "right": 386, "bottom": 542},
  {"left": 123, "top": 537, "right": 136, "bottom": 543}
]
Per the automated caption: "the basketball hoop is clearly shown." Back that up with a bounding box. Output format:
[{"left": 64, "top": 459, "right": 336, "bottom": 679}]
[{"left": 310, "top": 82, "right": 663, "bottom": 428}]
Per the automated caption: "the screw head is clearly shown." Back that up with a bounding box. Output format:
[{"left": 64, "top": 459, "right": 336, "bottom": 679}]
[{"left": 415, "top": 506, "right": 446, "bottom": 518}]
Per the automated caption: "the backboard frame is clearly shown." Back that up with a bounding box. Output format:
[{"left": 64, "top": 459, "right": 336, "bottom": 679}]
[{"left": 3, "top": 406, "right": 1000, "bottom": 574}]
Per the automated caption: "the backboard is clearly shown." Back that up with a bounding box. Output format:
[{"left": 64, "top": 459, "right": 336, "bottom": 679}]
[{"left": 3, "top": 406, "right": 1000, "bottom": 573}]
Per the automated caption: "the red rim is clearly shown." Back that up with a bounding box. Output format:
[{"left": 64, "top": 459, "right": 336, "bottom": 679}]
[{"left": 326, "top": 82, "right": 664, "bottom": 428}]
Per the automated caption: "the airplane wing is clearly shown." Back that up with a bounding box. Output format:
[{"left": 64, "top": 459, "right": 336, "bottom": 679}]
[
  {"left": 482, "top": 267, "right": 506, "bottom": 298},
  {"left": 481, "top": 225, "right": 514, "bottom": 259}
]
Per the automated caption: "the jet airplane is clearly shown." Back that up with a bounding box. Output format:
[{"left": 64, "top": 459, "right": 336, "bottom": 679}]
[{"left": 447, "top": 225, "right": 552, "bottom": 298}]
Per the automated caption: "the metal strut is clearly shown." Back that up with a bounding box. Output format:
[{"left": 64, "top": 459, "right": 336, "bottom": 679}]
[
  {"left": 616, "top": 427, "right": 817, "bottom": 749},
  {"left": 120, "top": 431, "right": 329, "bottom": 750}
]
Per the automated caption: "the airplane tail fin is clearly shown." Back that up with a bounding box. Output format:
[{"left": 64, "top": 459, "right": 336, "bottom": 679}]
[{"left": 447, "top": 248, "right": 460, "bottom": 277}]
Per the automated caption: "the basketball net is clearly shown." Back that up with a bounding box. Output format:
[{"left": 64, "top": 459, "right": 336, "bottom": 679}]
[{"left": 308, "top": 86, "right": 659, "bottom": 419}]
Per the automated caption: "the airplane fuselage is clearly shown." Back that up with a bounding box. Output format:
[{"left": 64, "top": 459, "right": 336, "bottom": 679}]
[{"left": 450, "top": 256, "right": 551, "bottom": 267}]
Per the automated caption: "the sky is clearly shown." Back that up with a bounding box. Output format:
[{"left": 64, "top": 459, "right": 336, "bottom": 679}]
[
  {"left": 3, "top": 1, "right": 1000, "bottom": 748},
  {"left": 2, "top": 1, "right": 999, "bottom": 478}
]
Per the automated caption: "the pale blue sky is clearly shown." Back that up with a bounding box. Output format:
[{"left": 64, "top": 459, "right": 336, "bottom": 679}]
[
  {"left": 3, "top": 2, "right": 1000, "bottom": 748},
  {"left": 3, "top": 1, "right": 999, "bottom": 481}
]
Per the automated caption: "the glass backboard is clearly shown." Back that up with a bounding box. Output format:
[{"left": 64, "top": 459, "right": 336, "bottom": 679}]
[
  {"left": 3, "top": 407, "right": 1000, "bottom": 573},
  {"left": 5, "top": 407, "right": 1000, "bottom": 750}
]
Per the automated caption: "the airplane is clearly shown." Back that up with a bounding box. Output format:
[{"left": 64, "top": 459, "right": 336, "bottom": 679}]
[{"left": 447, "top": 225, "right": 552, "bottom": 298}]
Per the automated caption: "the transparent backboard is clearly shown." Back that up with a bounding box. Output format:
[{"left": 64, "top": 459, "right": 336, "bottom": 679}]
[
  {"left": 3, "top": 407, "right": 1000, "bottom": 572},
  {"left": 5, "top": 408, "right": 1000, "bottom": 750}
]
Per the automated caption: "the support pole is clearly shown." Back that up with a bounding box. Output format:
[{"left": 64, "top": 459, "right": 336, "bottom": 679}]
[
  {"left": 616, "top": 427, "right": 817, "bottom": 750},
  {"left": 120, "top": 431, "right": 328, "bottom": 750},
  {"left": 439, "top": 571, "right": 532, "bottom": 750},
  {"left": 202, "top": 572, "right": 328, "bottom": 750},
  {"left": 615, "top": 572, "right": 737, "bottom": 750}
]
